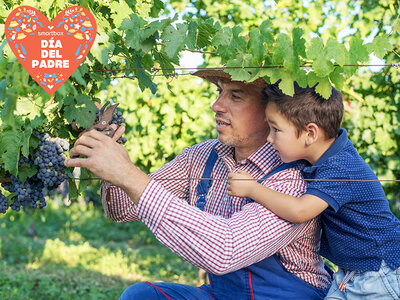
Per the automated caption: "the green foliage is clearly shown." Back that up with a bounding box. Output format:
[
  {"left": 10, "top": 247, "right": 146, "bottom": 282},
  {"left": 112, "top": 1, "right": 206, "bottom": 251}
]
[
  {"left": 0, "top": 201, "right": 198, "bottom": 299},
  {"left": 0, "top": 0, "right": 399, "bottom": 213}
]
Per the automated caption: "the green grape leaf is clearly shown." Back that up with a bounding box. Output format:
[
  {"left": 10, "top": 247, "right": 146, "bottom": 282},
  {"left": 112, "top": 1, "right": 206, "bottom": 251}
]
[
  {"left": 292, "top": 27, "right": 306, "bottom": 58},
  {"left": 348, "top": 37, "right": 369, "bottom": 63},
  {"left": 259, "top": 20, "right": 274, "bottom": 45},
  {"left": 343, "top": 50, "right": 358, "bottom": 77},
  {"left": 293, "top": 69, "right": 308, "bottom": 88},
  {"left": 254, "top": 68, "right": 296, "bottom": 96},
  {"left": 161, "top": 23, "right": 188, "bottom": 59},
  {"left": 142, "top": 53, "right": 154, "bottom": 69},
  {"left": 196, "top": 19, "right": 218, "bottom": 48},
  {"left": 308, "top": 73, "right": 332, "bottom": 99},
  {"left": 255, "top": 68, "right": 280, "bottom": 84},
  {"left": 68, "top": 177, "right": 80, "bottom": 201},
  {"left": 212, "top": 26, "right": 232, "bottom": 47},
  {"left": 110, "top": 0, "right": 134, "bottom": 28},
  {"left": 71, "top": 67, "right": 86, "bottom": 86},
  {"left": 21, "top": 121, "right": 32, "bottom": 158},
  {"left": 185, "top": 21, "right": 198, "bottom": 49},
  {"left": 371, "top": 36, "right": 393, "bottom": 59},
  {"left": 0, "top": 129, "right": 22, "bottom": 176},
  {"left": 307, "top": 37, "right": 324, "bottom": 60},
  {"left": 149, "top": 0, "right": 164, "bottom": 18},
  {"left": 325, "top": 38, "right": 346, "bottom": 66},
  {"left": 248, "top": 28, "right": 264, "bottom": 61},
  {"left": 154, "top": 50, "right": 176, "bottom": 75},
  {"left": 0, "top": 79, "right": 7, "bottom": 100},
  {"left": 375, "top": 127, "right": 396, "bottom": 152},
  {"left": 272, "top": 33, "right": 291, "bottom": 64},
  {"left": 143, "top": 18, "right": 171, "bottom": 41},
  {"left": 218, "top": 45, "right": 238, "bottom": 63},
  {"left": 121, "top": 14, "right": 146, "bottom": 50},
  {"left": 91, "top": 45, "right": 109, "bottom": 66},
  {"left": 64, "top": 94, "right": 97, "bottom": 129},
  {"left": 274, "top": 33, "right": 300, "bottom": 72},
  {"left": 18, "top": 165, "right": 37, "bottom": 183},
  {"left": 278, "top": 70, "right": 295, "bottom": 96},
  {"left": 329, "top": 67, "right": 346, "bottom": 90},
  {"left": 0, "top": 39, "right": 6, "bottom": 65},
  {"left": 231, "top": 25, "right": 246, "bottom": 52},
  {"left": 78, "top": 168, "right": 92, "bottom": 196},
  {"left": 30, "top": 114, "right": 46, "bottom": 130},
  {"left": 225, "top": 54, "right": 253, "bottom": 81},
  {"left": 134, "top": 56, "right": 157, "bottom": 94},
  {"left": 313, "top": 56, "right": 334, "bottom": 77},
  {"left": 2, "top": 87, "right": 18, "bottom": 127}
]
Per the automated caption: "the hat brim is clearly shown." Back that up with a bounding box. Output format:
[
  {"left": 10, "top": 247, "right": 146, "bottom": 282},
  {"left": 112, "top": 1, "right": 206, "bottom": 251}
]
[{"left": 192, "top": 70, "right": 267, "bottom": 88}]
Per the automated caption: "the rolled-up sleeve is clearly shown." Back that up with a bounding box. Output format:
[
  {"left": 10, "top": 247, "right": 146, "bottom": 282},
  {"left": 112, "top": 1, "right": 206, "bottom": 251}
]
[{"left": 100, "top": 181, "right": 139, "bottom": 222}]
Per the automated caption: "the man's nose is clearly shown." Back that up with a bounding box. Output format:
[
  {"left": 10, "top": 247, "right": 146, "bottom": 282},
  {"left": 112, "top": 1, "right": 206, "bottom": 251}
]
[{"left": 212, "top": 93, "right": 227, "bottom": 113}]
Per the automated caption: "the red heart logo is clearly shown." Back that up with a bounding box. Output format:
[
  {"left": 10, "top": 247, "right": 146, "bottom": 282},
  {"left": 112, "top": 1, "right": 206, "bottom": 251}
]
[{"left": 5, "top": 6, "right": 97, "bottom": 95}]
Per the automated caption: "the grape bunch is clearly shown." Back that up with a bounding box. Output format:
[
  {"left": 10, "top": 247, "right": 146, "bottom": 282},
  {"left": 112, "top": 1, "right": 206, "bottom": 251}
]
[
  {"left": 112, "top": 109, "right": 128, "bottom": 144},
  {"left": 3, "top": 176, "right": 46, "bottom": 211},
  {"left": 0, "top": 190, "right": 8, "bottom": 214},
  {"left": 0, "top": 131, "right": 69, "bottom": 214},
  {"left": 33, "top": 132, "right": 69, "bottom": 188},
  {"left": 111, "top": 110, "right": 125, "bottom": 125}
]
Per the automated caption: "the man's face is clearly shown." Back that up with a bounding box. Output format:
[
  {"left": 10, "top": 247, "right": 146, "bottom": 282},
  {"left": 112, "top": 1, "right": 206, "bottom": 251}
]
[{"left": 211, "top": 80, "right": 269, "bottom": 156}]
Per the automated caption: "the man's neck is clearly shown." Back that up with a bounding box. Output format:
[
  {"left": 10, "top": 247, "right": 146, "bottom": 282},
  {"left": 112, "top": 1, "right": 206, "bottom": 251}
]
[{"left": 234, "top": 145, "right": 261, "bottom": 162}]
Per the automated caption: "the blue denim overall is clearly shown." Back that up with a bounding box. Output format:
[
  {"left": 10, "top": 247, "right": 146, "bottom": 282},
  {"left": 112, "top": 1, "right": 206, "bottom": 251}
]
[
  {"left": 197, "top": 147, "right": 329, "bottom": 299},
  {"left": 119, "top": 147, "right": 330, "bottom": 300}
]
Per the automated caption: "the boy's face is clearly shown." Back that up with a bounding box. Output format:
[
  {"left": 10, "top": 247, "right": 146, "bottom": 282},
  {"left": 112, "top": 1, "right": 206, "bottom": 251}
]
[{"left": 265, "top": 102, "right": 307, "bottom": 163}]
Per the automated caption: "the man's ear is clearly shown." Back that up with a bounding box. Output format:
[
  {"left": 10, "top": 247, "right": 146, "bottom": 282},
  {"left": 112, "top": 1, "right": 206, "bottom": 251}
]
[{"left": 305, "top": 123, "right": 319, "bottom": 146}]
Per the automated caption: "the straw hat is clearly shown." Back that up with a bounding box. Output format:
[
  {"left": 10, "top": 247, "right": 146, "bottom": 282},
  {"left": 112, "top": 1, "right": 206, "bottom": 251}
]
[{"left": 192, "top": 69, "right": 268, "bottom": 88}]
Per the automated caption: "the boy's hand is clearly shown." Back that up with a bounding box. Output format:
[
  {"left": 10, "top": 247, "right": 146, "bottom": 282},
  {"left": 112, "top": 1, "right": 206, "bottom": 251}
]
[{"left": 227, "top": 170, "right": 255, "bottom": 198}]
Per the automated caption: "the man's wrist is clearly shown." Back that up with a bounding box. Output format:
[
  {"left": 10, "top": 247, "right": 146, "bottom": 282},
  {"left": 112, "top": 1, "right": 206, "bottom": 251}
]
[{"left": 119, "top": 164, "right": 151, "bottom": 205}]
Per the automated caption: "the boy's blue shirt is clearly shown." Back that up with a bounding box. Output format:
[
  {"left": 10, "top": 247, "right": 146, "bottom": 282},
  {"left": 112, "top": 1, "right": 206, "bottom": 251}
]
[{"left": 298, "top": 128, "right": 400, "bottom": 271}]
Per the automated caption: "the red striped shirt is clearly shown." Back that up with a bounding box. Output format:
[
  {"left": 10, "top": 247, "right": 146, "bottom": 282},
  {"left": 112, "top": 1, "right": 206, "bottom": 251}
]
[{"left": 101, "top": 140, "right": 331, "bottom": 289}]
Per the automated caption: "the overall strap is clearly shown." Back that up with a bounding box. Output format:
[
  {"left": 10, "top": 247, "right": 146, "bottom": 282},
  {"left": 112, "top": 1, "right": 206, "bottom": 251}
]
[
  {"left": 196, "top": 143, "right": 219, "bottom": 211},
  {"left": 257, "top": 161, "right": 298, "bottom": 183},
  {"left": 243, "top": 161, "right": 298, "bottom": 203}
]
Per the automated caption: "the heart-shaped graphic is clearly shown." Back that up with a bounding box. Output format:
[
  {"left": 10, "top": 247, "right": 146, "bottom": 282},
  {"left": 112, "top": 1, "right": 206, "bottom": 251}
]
[{"left": 5, "top": 6, "right": 96, "bottom": 95}]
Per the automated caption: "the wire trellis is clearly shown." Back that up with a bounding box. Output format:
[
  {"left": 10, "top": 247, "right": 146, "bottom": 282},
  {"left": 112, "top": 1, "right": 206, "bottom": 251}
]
[
  {"left": 90, "top": 64, "right": 400, "bottom": 81},
  {"left": 65, "top": 177, "right": 400, "bottom": 183}
]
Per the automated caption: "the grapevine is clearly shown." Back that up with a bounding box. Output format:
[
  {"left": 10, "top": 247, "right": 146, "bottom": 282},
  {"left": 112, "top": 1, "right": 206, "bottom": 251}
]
[
  {"left": 0, "top": 0, "right": 399, "bottom": 214},
  {"left": 0, "top": 131, "right": 69, "bottom": 214}
]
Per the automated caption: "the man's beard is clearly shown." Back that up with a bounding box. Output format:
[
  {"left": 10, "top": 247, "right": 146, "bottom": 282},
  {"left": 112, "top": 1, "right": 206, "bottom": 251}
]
[{"left": 218, "top": 133, "right": 251, "bottom": 148}]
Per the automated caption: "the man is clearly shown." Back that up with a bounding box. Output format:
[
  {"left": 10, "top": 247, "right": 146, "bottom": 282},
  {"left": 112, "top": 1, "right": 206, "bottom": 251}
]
[{"left": 65, "top": 70, "right": 332, "bottom": 299}]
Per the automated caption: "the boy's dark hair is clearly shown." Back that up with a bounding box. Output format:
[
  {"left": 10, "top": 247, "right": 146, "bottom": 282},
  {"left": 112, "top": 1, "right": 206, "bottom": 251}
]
[{"left": 263, "top": 82, "right": 343, "bottom": 139}]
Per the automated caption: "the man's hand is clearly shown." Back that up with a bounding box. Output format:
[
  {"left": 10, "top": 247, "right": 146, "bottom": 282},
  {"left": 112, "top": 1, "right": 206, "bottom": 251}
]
[
  {"left": 64, "top": 126, "right": 150, "bottom": 204},
  {"left": 227, "top": 170, "right": 256, "bottom": 198},
  {"left": 65, "top": 126, "right": 128, "bottom": 186}
]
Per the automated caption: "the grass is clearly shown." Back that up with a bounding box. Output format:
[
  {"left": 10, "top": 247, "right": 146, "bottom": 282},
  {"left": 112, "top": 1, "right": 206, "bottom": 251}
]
[{"left": 0, "top": 199, "right": 198, "bottom": 299}]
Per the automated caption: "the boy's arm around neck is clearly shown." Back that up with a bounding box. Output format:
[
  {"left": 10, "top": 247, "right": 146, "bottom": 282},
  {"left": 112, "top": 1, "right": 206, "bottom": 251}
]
[{"left": 247, "top": 184, "right": 329, "bottom": 223}]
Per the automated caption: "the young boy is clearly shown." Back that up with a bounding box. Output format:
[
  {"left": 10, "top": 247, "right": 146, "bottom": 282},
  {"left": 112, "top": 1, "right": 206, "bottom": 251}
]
[{"left": 227, "top": 82, "right": 400, "bottom": 299}]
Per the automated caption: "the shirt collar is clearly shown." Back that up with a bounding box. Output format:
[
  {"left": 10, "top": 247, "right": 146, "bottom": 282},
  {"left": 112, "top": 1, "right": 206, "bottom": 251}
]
[
  {"left": 301, "top": 128, "right": 348, "bottom": 173},
  {"left": 215, "top": 141, "right": 282, "bottom": 175}
]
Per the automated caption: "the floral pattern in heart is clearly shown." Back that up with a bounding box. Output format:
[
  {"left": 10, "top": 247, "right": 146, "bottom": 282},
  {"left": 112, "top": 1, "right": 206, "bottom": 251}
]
[{"left": 5, "top": 6, "right": 97, "bottom": 95}]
